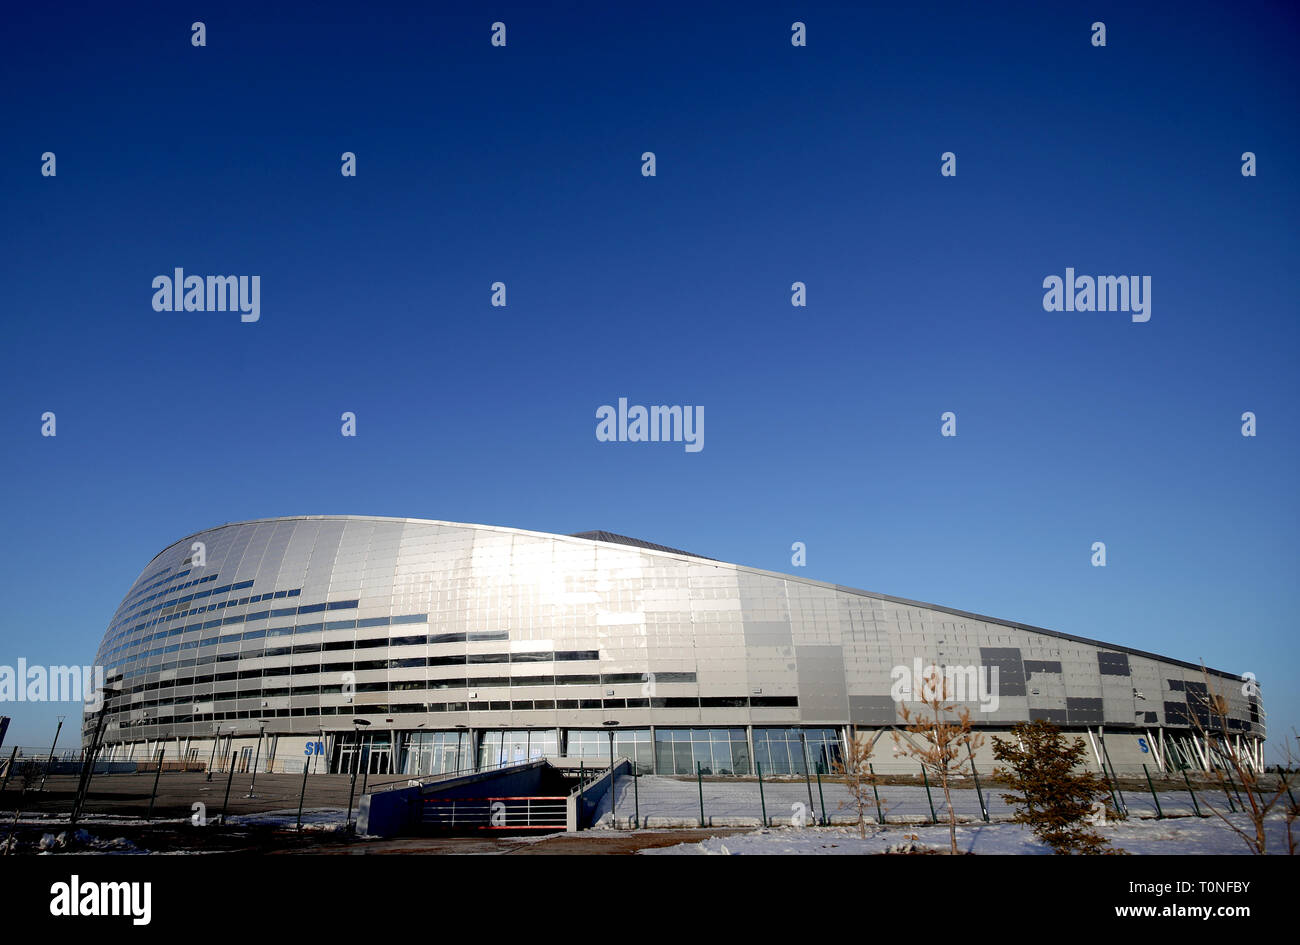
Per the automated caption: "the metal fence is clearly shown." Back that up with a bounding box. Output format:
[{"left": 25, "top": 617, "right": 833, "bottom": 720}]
[{"left": 595, "top": 763, "right": 1299, "bottom": 829}]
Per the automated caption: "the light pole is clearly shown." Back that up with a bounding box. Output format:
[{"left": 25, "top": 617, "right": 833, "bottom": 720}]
[
  {"left": 799, "top": 731, "right": 816, "bottom": 823},
  {"left": 345, "top": 718, "right": 370, "bottom": 832},
  {"left": 39, "top": 716, "right": 65, "bottom": 791},
  {"left": 454, "top": 723, "right": 468, "bottom": 774},
  {"left": 296, "top": 727, "right": 323, "bottom": 832},
  {"left": 245, "top": 721, "right": 268, "bottom": 798},
  {"left": 206, "top": 725, "right": 222, "bottom": 782},
  {"left": 408, "top": 722, "right": 426, "bottom": 777},
  {"left": 603, "top": 720, "right": 620, "bottom": 826}
]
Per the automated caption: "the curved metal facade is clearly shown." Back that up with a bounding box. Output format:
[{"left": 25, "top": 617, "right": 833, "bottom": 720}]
[{"left": 88, "top": 516, "right": 1264, "bottom": 775}]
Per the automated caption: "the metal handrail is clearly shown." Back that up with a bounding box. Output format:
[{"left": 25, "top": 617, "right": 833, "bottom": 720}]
[
  {"left": 369, "top": 755, "right": 549, "bottom": 793},
  {"left": 421, "top": 794, "right": 569, "bottom": 830}
]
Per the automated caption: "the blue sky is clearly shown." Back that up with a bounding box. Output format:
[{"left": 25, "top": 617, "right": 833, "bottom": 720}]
[{"left": 1, "top": 2, "right": 1296, "bottom": 754}]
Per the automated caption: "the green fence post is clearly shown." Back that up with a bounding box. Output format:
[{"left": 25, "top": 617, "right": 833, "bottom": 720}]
[
  {"left": 146, "top": 749, "right": 165, "bottom": 820},
  {"left": 1100, "top": 764, "right": 1121, "bottom": 818},
  {"left": 1224, "top": 769, "right": 1245, "bottom": 810},
  {"left": 220, "top": 752, "right": 237, "bottom": 825},
  {"left": 632, "top": 763, "right": 640, "bottom": 828},
  {"left": 1142, "top": 764, "right": 1163, "bottom": 819},
  {"left": 1182, "top": 770, "right": 1205, "bottom": 817},
  {"left": 816, "top": 771, "right": 827, "bottom": 826},
  {"left": 869, "top": 763, "right": 884, "bottom": 824},
  {"left": 296, "top": 754, "right": 311, "bottom": 832},
  {"left": 1218, "top": 774, "right": 1237, "bottom": 813},
  {"left": 921, "top": 767, "right": 938, "bottom": 824},
  {"left": 966, "top": 743, "right": 989, "bottom": 823},
  {"left": 696, "top": 762, "right": 705, "bottom": 828},
  {"left": 1100, "top": 738, "right": 1128, "bottom": 818},
  {"left": 757, "top": 761, "right": 768, "bottom": 827}
]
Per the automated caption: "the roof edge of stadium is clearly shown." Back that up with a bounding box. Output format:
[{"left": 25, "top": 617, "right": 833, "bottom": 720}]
[
  {"left": 567, "top": 530, "right": 714, "bottom": 560},
  {"left": 134, "top": 515, "right": 1245, "bottom": 682}
]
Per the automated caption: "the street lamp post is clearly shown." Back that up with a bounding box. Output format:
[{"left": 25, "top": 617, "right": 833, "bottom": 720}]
[
  {"left": 246, "top": 722, "right": 268, "bottom": 798},
  {"left": 603, "top": 720, "right": 620, "bottom": 826},
  {"left": 39, "top": 716, "right": 65, "bottom": 791},
  {"left": 296, "top": 728, "right": 322, "bottom": 832},
  {"left": 799, "top": 731, "right": 817, "bottom": 823},
  {"left": 206, "top": 726, "right": 222, "bottom": 782},
  {"left": 345, "top": 718, "right": 370, "bottom": 832}
]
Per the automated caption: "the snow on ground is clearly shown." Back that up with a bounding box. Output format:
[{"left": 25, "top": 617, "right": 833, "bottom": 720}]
[
  {"left": 223, "top": 808, "right": 347, "bottom": 829},
  {"left": 637, "top": 812, "right": 1295, "bottom": 855}
]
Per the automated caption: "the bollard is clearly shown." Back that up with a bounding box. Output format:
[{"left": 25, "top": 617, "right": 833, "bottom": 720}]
[
  {"left": 757, "top": 761, "right": 768, "bottom": 827},
  {"left": 1142, "top": 764, "right": 1163, "bottom": 819}
]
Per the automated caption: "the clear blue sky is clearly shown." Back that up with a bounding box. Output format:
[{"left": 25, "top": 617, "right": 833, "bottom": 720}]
[{"left": 2, "top": 2, "right": 1296, "bottom": 756}]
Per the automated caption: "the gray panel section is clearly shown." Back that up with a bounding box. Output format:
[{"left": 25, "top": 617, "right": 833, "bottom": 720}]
[
  {"left": 1098, "top": 651, "right": 1131, "bottom": 676},
  {"left": 979, "top": 646, "right": 1027, "bottom": 697},
  {"left": 1030, "top": 708, "right": 1069, "bottom": 724},
  {"left": 795, "top": 645, "right": 847, "bottom": 721},
  {"left": 1066, "top": 697, "right": 1104, "bottom": 724},
  {"left": 745, "top": 620, "right": 792, "bottom": 647},
  {"left": 849, "top": 695, "right": 898, "bottom": 725}
]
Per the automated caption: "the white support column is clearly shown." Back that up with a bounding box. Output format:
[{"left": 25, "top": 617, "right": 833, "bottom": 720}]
[
  {"left": 1193, "top": 733, "right": 1211, "bottom": 771},
  {"left": 1085, "top": 727, "right": 1104, "bottom": 771},
  {"left": 1144, "top": 727, "right": 1165, "bottom": 772}
]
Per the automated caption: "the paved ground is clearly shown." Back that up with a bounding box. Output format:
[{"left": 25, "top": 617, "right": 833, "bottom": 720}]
[{"left": 0, "top": 771, "right": 408, "bottom": 820}]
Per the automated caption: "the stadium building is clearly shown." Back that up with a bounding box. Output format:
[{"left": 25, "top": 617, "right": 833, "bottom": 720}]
[{"left": 87, "top": 517, "right": 1265, "bottom": 777}]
